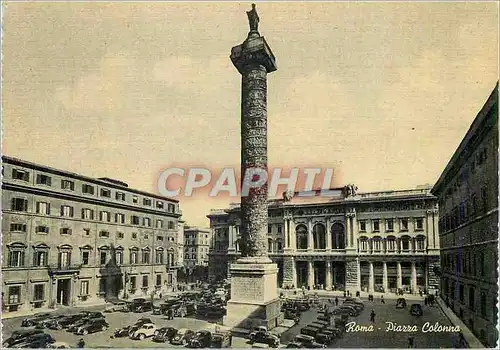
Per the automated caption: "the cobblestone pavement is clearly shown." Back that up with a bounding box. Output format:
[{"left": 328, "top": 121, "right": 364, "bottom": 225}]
[{"left": 280, "top": 297, "right": 461, "bottom": 348}]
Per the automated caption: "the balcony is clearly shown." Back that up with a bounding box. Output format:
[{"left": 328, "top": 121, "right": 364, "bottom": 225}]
[{"left": 47, "top": 264, "right": 82, "bottom": 276}]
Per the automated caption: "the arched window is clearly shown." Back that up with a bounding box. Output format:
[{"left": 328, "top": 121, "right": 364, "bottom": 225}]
[
  {"left": 372, "top": 236, "right": 382, "bottom": 252},
  {"left": 386, "top": 236, "right": 397, "bottom": 252},
  {"left": 359, "top": 237, "right": 369, "bottom": 252},
  {"left": 415, "top": 235, "right": 426, "bottom": 251},
  {"left": 268, "top": 239, "right": 273, "bottom": 252},
  {"left": 401, "top": 236, "right": 411, "bottom": 252},
  {"left": 296, "top": 225, "right": 308, "bottom": 249},
  {"left": 331, "top": 223, "right": 345, "bottom": 249},
  {"left": 313, "top": 224, "right": 326, "bottom": 249}
]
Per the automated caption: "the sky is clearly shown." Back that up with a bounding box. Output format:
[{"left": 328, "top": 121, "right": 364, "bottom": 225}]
[{"left": 2, "top": 1, "right": 498, "bottom": 228}]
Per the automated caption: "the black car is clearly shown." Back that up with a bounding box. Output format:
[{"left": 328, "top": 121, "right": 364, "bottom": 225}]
[
  {"left": 3, "top": 329, "right": 44, "bottom": 347},
  {"left": 396, "top": 298, "right": 407, "bottom": 309},
  {"left": 75, "top": 319, "right": 109, "bottom": 335},
  {"left": 9, "top": 333, "right": 55, "bottom": 349},
  {"left": 188, "top": 330, "right": 212, "bottom": 348},
  {"left": 20, "top": 313, "right": 53, "bottom": 327},
  {"left": 47, "top": 314, "right": 84, "bottom": 330},
  {"left": 285, "top": 342, "right": 304, "bottom": 348},
  {"left": 66, "top": 318, "right": 92, "bottom": 333},
  {"left": 410, "top": 304, "right": 423, "bottom": 316},
  {"left": 111, "top": 326, "right": 131, "bottom": 338},
  {"left": 293, "top": 334, "right": 326, "bottom": 349},
  {"left": 152, "top": 327, "right": 178, "bottom": 343},
  {"left": 128, "top": 298, "right": 148, "bottom": 312},
  {"left": 135, "top": 301, "right": 153, "bottom": 313},
  {"left": 134, "top": 317, "right": 153, "bottom": 326}
]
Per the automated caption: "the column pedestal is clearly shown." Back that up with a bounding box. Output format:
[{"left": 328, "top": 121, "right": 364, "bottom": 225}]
[{"left": 224, "top": 262, "right": 283, "bottom": 330}]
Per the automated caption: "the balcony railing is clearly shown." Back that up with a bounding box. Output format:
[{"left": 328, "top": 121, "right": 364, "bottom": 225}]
[{"left": 47, "top": 264, "right": 82, "bottom": 274}]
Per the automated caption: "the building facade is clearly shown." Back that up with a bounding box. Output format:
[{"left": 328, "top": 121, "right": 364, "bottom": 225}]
[
  {"left": 183, "top": 226, "right": 211, "bottom": 268},
  {"left": 1, "top": 156, "right": 183, "bottom": 314},
  {"left": 431, "top": 84, "right": 498, "bottom": 347},
  {"left": 208, "top": 187, "right": 440, "bottom": 294}
]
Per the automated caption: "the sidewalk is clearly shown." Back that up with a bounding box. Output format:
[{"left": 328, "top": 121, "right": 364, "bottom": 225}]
[
  {"left": 279, "top": 288, "right": 425, "bottom": 301},
  {"left": 435, "top": 296, "right": 484, "bottom": 348}
]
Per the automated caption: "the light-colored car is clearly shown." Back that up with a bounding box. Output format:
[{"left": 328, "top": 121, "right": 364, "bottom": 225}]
[
  {"left": 47, "top": 342, "right": 72, "bottom": 349},
  {"left": 105, "top": 302, "right": 128, "bottom": 313},
  {"left": 129, "top": 323, "right": 158, "bottom": 340}
]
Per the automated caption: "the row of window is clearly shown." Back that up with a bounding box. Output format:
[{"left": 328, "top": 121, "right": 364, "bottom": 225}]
[
  {"left": 10, "top": 199, "right": 177, "bottom": 229},
  {"left": 268, "top": 224, "right": 283, "bottom": 234},
  {"left": 358, "top": 236, "right": 426, "bottom": 252},
  {"left": 439, "top": 187, "right": 488, "bottom": 233},
  {"left": 442, "top": 251, "right": 498, "bottom": 279},
  {"left": 11, "top": 224, "right": 175, "bottom": 242},
  {"left": 359, "top": 218, "right": 424, "bottom": 233},
  {"left": 11, "top": 169, "right": 177, "bottom": 212},
  {"left": 446, "top": 147, "right": 489, "bottom": 197},
  {"left": 444, "top": 279, "right": 494, "bottom": 319},
  {"left": 184, "top": 254, "right": 208, "bottom": 260},
  {"left": 7, "top": 248, "right": 175, "bottom": 268}
]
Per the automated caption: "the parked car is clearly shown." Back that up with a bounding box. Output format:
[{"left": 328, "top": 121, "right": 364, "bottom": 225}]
[
  {"left": 129, "top": 323, "right": 158, "bottom": 340},
  {"left": 315, "top": 333, "right": 333, "bottom": 346},
  {"left": 248, "top": 326, "right": 280, "bottom": 348},
  {"left": 128, "top": 298, "right": 147, "bottom": 312},
  {"left": 35, "top": 315, "right": 60, "bottom": 329},
  {"left": 211, "top": 331, "right": 232, "bottom": 348},
  {"left": 134, "top": 317, "right": 153, "bottom": 326},
  {"left": 75, "top": 318, "right": 109, "bottom": 335},
  {"left": 410, "top": 304, "right": 423, "bottom": 316},
  {"left": 170, "top": 328, "right": 195, "bottom": 345},
  {"left": 47, "top": 342, "right": 72, "bottom": 349},
  {"left": 105, "top": 301, "right": 128, "bottom": 313},
  {"left": 3, "top": 329, "right": 44, "bottom": 347},
  {"left": 9, "top": 333, "right": 55, "bottom": 349},
  {"left": 343, "top": 301, "right": 363, "bottom": 312},
  {"left": 152, "top": 327, "right": 178, "bottom": 343},
  {"left": 396, "top": 298, "right": 407, "bottom": 309},
  {"left": 134, "top": 301, "right": 153, "bottom": 313},
  {"left": 66, "top": 318, "right": 92, "bottom": 333},
  {"left": 285, "top": 342, "right": 304, "bottom": 348},
  {"left": 20, "top": 313, "right": 53, "bottom": 327},
  {"left": 293, "top": 334, "right": 326, "bottom": 348},
  {"left": 111, "top": 326, "right": 131, "bottom": 338},
  {"left": 188, "top": 330, "right": 212, "bottom": 348},
  {"left": 80, "top": 311, "right": 105, "bottom": 319},
  {"left": 47, "top": 314, "right": 83, "bottom": 330},
  {"left": 300, "top": 326, "right": 322, "bottom": 338}
]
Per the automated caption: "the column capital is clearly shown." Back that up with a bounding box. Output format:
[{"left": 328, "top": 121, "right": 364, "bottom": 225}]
[{"left": 231, "top": 36, "right": 277, "bottom": 75}]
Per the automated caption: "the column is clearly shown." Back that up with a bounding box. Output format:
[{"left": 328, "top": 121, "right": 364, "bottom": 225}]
[
  {"left": 411, "top": 262, "right": 417, "bottom": 293},
  {"left": 291, "top": 258, "right": 297, "bottom": 288},
  {"left": 396, "top": 262, "right": 402, "bottom": 290},
  {"left": 228, "top": 225, "right": 235, "bottom": 252},
  {"left": 382, "top": 262, "right": 388, "bottom": 292},
  {"left": 290, "top": 220, "right": 296, "bottom": 251},
  {"left": 356, "top": 258, "right": 361, "bottom": 291},
  {"left": 352, "top": 215, "right": 358, "bottom": 250},
  {"left": 368, "top": 262, "right": 374, "bottom": 293},
  {"left": 307, "top": 260, "right": 314, "bottom": 288},
  {"left": 325, "top": 261, "right": 332, "bottom": 290},
  {"left": 307, "top": 219, "right": 313, "bottom": 250},
  {"left": 346, "top": 216, "right": 352, "bottom": 247},
  {"left": 284, "top": 219, "right": 289, "bottom": 249},
  {"left": 326, "top": 218, "right": 332, "bottom": 250}
]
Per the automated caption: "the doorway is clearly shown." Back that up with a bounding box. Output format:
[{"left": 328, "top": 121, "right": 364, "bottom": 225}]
[
  {"left": 314, "top": 261, "right": 326, "bottom": 287},
  {"left": 56, "top": 279, "right": 71, "bottom": 306}
]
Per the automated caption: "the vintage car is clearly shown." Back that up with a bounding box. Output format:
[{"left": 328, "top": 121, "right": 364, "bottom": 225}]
[
  {"left": 47, "top": 314, "right": 84, "bottom": 330},
  {"left": 35, "top": 315, "right": 61, "bottom": 329},
  {"left": 105, "top": 301, "right": 128, "bottom": 313},
  {"left": 187, "top": 330, "right": 212, "bottom": 348},
  {"left": 75, "top": 318, "right": 109, "bottom": 335},
  {"left": 292, "top": 334, "right": 326, "bottom": 348},
  {"left": 396, "top": 298, "right": 407, "bottom": 309},
  {"left": 315, "top": 332, "right": 333, "bottom": 346},
  {"left": 410, "top": 304, "right": 423, "bottom": 316},
  {"left": 47, "top": 341, "right": 72, "bottom": 349},
  {"left": 211, "top": 331, "right": 232, "bottom": 348},
  {"left": 152, "top": 327, "right": 178, "bottom": 343},
  {"left": 300, "top": 326, "right": 323, "bottom": 338},
  {"left": 128, "top": 298, "right": 147, "bottom": 312},
  {"left": 9, "top": 333, "right": 55, "bottom": 349},
  {"left": 129, "top": 323, "right": 158, "bottom": 340},
  {"left": 285, "top": 342, "right": 304, "bottom": 348},
  {"left": 248, "top": 326, "right": 280, "bottom": 348},
  {"left": 3, "top": 329, "right": 44, "bottom": 347},
  {"left": 111, "top": 326, "right": 132, "bottom": 338},
  {"left": 170, "top": 328, "right": 195, "bottom": 345},
  {"left": 20, "top": 313, "right": 53, "bottom": 327}
]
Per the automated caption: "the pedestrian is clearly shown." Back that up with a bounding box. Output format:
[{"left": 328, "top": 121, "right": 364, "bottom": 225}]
[
  {"left": 408, "top": 336, "right": 414, "bottom": 348},
  {"left": 381, "top": 295, "right": 385, "bottom": 304},
  {"left": 77, "top": 338, "right": 85, "bottom": 348},
  {"left": 335, "top": 297, "right": 339, "bottom": 306},
  {"left": 370, "top": 310, "right": 376, "bottom": 323}
]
